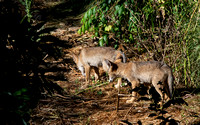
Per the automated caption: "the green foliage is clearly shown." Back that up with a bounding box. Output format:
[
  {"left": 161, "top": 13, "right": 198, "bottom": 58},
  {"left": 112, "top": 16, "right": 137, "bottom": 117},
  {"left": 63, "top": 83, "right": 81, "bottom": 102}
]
[
  {"left": 79, "top": 0, "right": 172, "bottom": 46},
  {"left": 184, "top": 11, "right": 200, "bottom": 87},
  {"left": 19, "top": 0, "right": 32, "bottom": 23},
  {"left": 9, "top": 88, "right": 30, "bottom": 119},
  {"left": 79, "top": 0, "right": 200, "bottom": 87},
  {"left": 170, "top": 0, "right": 200, "bottom": 87},
  {"left": 97, "top": 89, "right": 103, "bottom": 95}
]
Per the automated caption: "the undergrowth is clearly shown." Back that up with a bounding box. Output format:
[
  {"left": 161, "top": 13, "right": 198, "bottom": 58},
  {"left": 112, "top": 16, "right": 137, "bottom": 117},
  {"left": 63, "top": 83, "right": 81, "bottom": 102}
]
[{"left": 79, "top": 0, "right": 200, "bottom": 88}]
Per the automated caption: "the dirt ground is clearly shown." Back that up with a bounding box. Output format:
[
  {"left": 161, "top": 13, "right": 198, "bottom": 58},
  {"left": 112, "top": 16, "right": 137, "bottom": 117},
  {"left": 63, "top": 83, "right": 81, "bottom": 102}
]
[
  {"left": 29, "top": 1, "right": 200, "bottom": 125},
  {"left": 29, "top": 23, "right": 200, "bottom": 125}
]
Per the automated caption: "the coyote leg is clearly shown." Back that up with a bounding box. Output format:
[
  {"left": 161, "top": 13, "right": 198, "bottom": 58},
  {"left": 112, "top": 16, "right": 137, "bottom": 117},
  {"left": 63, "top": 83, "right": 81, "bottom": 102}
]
[
  {"left": 93, "top": 67, "right": 99, "bottom": 81},
  {"left": 144, "top": 83, "right": 152, "bottom": 99},
  {"left": 85, "top": 64, "right": 91, "bottom": 85},
  {"left": 152, "top": 78, "right": 164, "bottom": 106},
  {"left": 164, "top": 81, "right": 170, "bottom": 101},
  {"left": 115, "top": 78, "right": 122, "bottom": 88},
  {"left": 126, "top": 80, "right": 139, "bottom": 103}
]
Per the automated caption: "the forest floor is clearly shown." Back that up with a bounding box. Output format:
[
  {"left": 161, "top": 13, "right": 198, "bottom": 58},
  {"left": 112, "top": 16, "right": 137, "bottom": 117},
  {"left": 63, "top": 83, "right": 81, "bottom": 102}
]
[{"left": 29, "top": 1, "right": 200, "bottom": 125}]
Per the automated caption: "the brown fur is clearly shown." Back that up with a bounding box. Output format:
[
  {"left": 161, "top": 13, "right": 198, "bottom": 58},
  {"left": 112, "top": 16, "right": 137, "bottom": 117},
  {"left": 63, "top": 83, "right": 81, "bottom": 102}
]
[
  {"left": 102, "top": 60, "right": 173, "bottom": 104},
  {"left": 71, "top": 47, "right": 126, "bottom": 88}
]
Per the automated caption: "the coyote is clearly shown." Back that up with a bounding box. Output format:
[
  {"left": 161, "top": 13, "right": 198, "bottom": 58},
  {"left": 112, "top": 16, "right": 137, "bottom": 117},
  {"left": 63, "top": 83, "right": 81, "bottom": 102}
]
[
  {"left": 102, "top": 59, "right": 173, "bottom": 104},
  {"left": 71, "top": 47, "right": 126, "bottom": 88}
]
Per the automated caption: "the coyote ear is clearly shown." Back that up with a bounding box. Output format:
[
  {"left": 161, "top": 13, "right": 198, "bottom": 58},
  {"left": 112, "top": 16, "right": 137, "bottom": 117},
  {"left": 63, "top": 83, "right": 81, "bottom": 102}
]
[
  {"left": 115, "top": 53, "right": 122, "bottom": 63},
  {"left": 102, "top": 59, "right": 112, "bottom": 72}
]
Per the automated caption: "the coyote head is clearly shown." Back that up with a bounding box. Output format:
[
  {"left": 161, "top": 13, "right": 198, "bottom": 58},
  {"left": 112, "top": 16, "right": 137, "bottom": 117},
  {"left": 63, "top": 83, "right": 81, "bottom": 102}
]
[
  {"left": 71, "top": 52, "right": 85, "bottom": 76},
  {"left": 102, "top": 59, "right": 118, "bottom": 82}
]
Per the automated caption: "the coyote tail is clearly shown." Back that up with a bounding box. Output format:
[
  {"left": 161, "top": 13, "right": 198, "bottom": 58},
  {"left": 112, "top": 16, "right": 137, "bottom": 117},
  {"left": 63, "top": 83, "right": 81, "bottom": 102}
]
[
  {"left": 168, "top": 70, "right": 173, "bottom": 98},
  {"left": 121, "top": 52, "right": 126, "bottom": 63}
]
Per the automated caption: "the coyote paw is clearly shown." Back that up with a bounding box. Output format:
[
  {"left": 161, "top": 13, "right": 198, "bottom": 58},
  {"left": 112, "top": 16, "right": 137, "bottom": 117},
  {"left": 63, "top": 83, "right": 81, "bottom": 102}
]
[
  {"left": 158, "top": 101, "right": 163, "bottom": 107},
  {"left": 115, "top": 84, "right": 120, "bottom": 88},
  {"left": 126, "top": 98, "right": 136, "bottom": 103},
  {"left": 115, "top": 83, "right": 128, "bottom": 88}
]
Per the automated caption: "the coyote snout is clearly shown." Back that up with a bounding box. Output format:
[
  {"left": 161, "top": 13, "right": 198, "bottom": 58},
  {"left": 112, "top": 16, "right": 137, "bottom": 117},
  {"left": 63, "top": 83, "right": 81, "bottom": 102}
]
[
  {"left": 108, "top": 71, "right": 119, "bottom": 83},
  {"left": 102, "top": 60, "right": 116, "bottom": 82},
  {"left": 71, "top": 47, "right": 126, "bottom": 88},
  {"left": 103, "top": 59, "right": 173, "bottom": 104},
  {"left": 109, "top": 78, "right": 114, "bottom": 83}
]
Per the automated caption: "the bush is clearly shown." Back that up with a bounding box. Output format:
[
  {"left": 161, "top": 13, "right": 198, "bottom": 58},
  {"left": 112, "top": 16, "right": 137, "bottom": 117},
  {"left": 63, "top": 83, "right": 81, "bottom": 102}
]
[{"left": 79, "top": 0, "right": 200, "bottom": 87}]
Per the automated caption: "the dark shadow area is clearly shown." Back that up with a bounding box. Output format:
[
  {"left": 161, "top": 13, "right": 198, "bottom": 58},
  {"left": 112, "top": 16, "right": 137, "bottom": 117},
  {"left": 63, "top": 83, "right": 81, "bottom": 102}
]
[
  {"left": 146, "top": 86, "right": 200, "bottom": 125},
  {"left": 33, "top": 0, "right": 94, "bottom": 23},
  {"left": 125, "top": 79, "right": 200, "bottom": 124},
  {"left": 174, "top": 87, "right": 200, "bottom": 97},
  {"left": 130, "top": 84, "right": 161, "bottom": 104},
  {"left": 157, "top": 116, "right": 179, "bottom": 125},
  {"left": 120, "top": 119, "right": 132, "bottom": 125},
  {"left": 147, "top": 107, "right": 180, "bottom": 125},
  {"left": 131, "top": 84, "right": 194, "bottom": 125},
  {"left": 137, "top": 83, "right": 194, "bottom": 109},
  {"left": 169, "top": 97, "right": 188, "bottom": 106},
  {"left": 0, "top": 0, "right": 80, "bottom": 124}
]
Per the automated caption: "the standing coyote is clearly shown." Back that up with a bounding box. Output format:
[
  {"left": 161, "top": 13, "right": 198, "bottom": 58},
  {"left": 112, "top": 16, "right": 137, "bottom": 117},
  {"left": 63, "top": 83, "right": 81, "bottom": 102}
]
[
  {"left": 71, "top": 47, "right": 126, "bottom": 88},
  {"left": 102, "top": 59, "right": 173, "bottom": 104}
]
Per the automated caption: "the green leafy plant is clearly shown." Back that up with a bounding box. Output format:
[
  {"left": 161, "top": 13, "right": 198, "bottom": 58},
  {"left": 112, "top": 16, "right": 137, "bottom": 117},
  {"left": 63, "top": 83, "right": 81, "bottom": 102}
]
[
  {"left": 79, "top": 0, "right": 200, "bottom": 88},
  {"left": 19, "top": 0, "right": 32, "bottom": 23},
  {"left": 97, "top": 89, "right": 103, "bottom": 95},
  {"left": 0, "top": 88, "right": 31, "bottom": 125},
  {"left": 79, "top": 0, "right": 170, "bottom": 46}
]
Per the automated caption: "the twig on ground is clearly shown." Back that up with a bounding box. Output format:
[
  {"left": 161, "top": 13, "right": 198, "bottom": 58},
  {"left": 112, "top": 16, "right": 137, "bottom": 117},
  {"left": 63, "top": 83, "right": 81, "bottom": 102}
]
[
  {"left": 123, "top": 102, "right": 136, "bottom": 120},
  {"left": 75, "top": 82, "right": 108, "bottom": 95}
]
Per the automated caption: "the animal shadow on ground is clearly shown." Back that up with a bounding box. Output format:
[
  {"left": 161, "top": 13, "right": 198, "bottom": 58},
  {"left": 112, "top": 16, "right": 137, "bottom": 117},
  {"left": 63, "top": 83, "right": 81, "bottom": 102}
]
[{"left": 133, "top": 84, "right": 191, "bottom": 125}]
